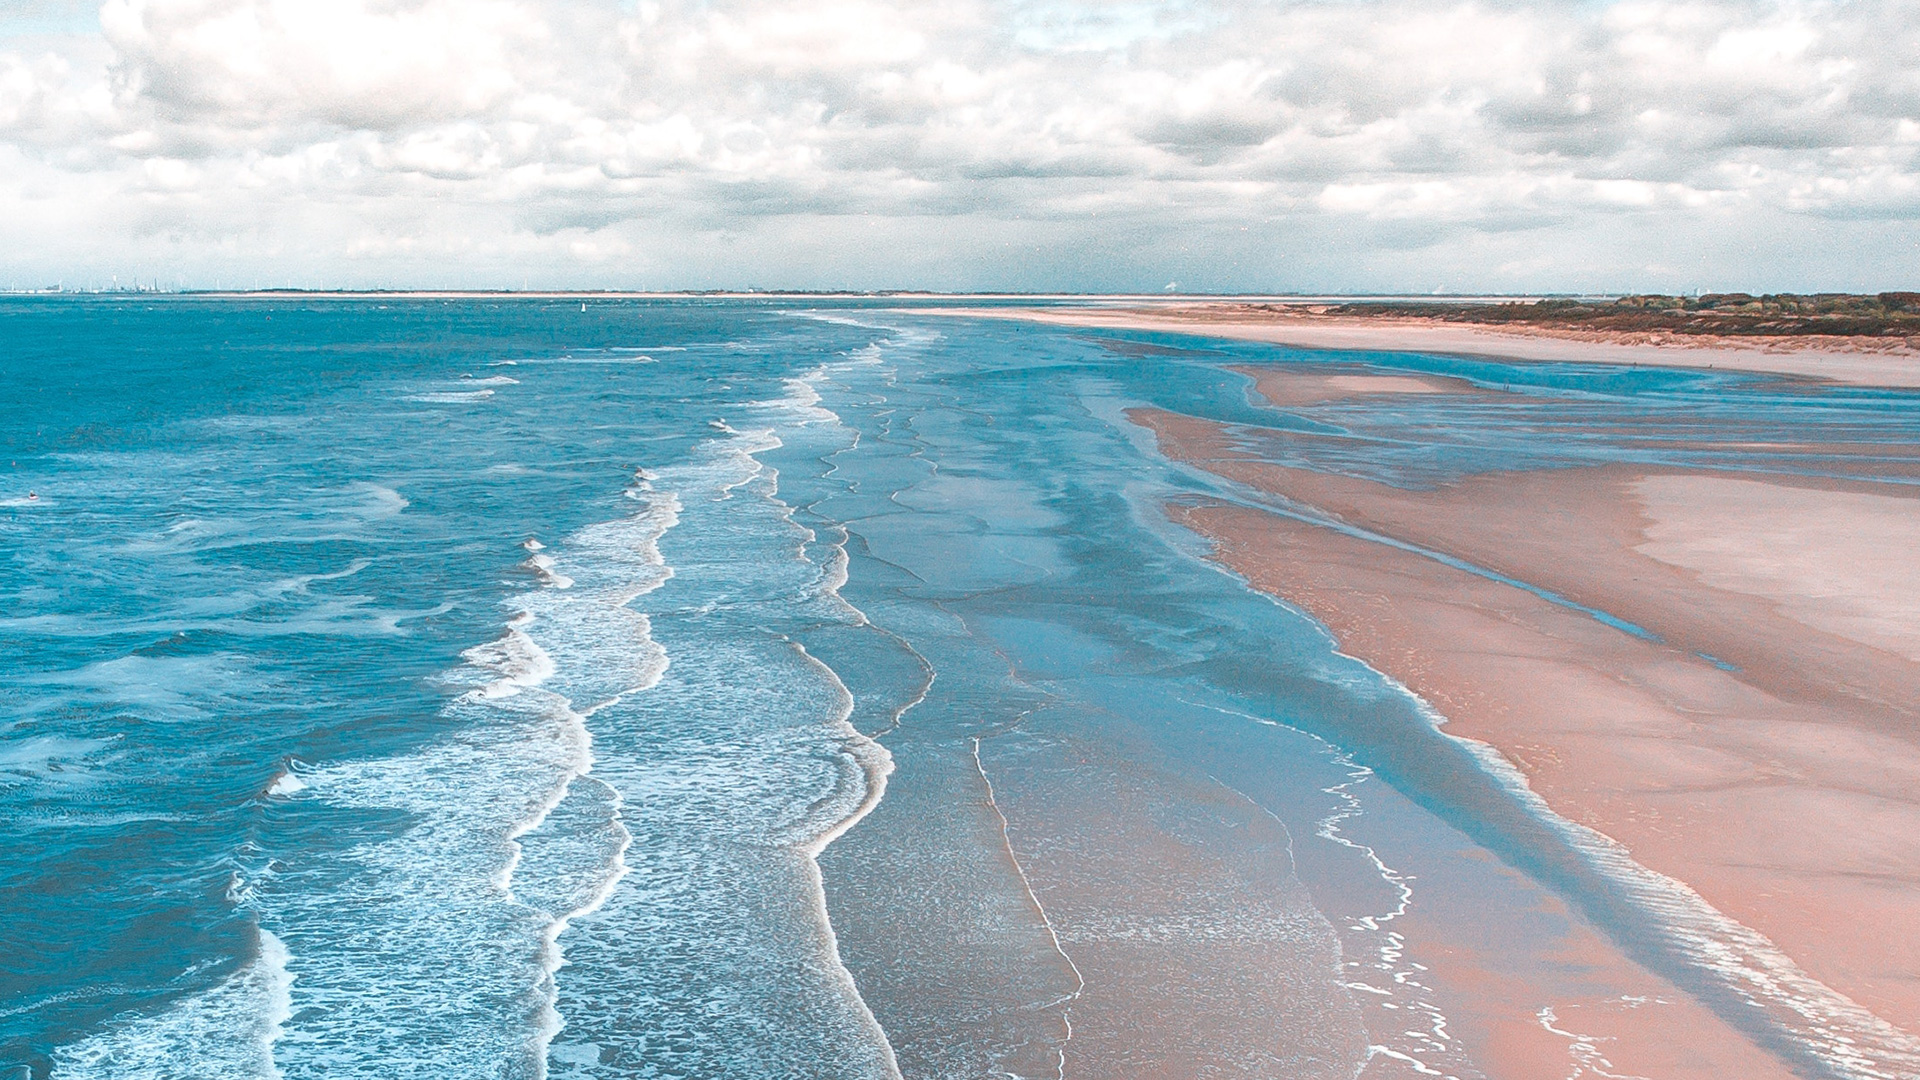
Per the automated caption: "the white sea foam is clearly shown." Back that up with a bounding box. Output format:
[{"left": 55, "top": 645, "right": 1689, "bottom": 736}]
[
  {"left": 517, "top": 775, "right": 635, "bottom": 1072},
  {"left": 787, "top": 311, "right": 895, "bottom": 331},
  {"left": 783, "top": 374, "right": 823, "bottom": 409},
  {"left": 259, "top": 577, "right": 652, "bottom": 1076},
  {"left": 153, "top": 357, "right": 903, "bottom": 1079},
  {"left": 265, "top": 767, "right": 306, "bottom": 797},
  {"left": 496, "top": 481, "right": 682, "bottom": 1073},
  {"left": 351, "top": 483, "right": 409, "bottom": 519},
  {"left": 242, "top": 465, "right": 683, "bottom": 1077},
  {"left": 264, "top": 689, "right": 598, "bottom": 1077},
  {"left": 271, "top": 557, "right": 374, "bottom": 593},
  {"left": 512, "top": 350, "right": 675, "bottom": 365},
  {"left": 50, "top": 928, "right": 293, "bottom": 1080},
  {"left": 525, "top": 378, "right": 904, "bottom": 1079},
  {"left": 409, "top": 389, "right": 495, "bottom": 403},
  {"left": 757, "top": 367, "right": 905, "bottom": 1076},
  {"left": 0, "top": 734, "right": 113, "bottom": 769},
  {"left": 31, "top": 653, "right": 255, "bottom": 723},
  {"left": 1538, "top": 1005, "right": 1645, "bottom": 1080},
  {"left": 466, "top": 375, "right": 520, "bottom": 386},
  {"left": 459, "top": 623, "right": 559, "bottom": 699},
  {"left": 522, "top": 552, "right": 575, "bottom": 589}
]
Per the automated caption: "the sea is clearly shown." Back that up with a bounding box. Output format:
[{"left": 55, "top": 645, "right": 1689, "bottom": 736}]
[{"left": 3, "top": 295, "right": 1918, "bottom": 1080}]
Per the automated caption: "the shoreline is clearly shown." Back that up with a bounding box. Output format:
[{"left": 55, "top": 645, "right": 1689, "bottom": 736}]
[
  {"left": 1126, "top": 364, "right": 1920, "bottom": 1075},
  {"left": 929, "top": 305, "right": 1920, "bottom": 388}
]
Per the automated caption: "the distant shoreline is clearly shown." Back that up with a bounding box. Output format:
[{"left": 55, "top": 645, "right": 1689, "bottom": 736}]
[{"left": 933, "top": 303, "right": 1920, "bottom": 389}]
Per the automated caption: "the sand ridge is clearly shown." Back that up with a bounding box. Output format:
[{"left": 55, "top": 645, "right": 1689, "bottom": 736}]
[
  {"left": 1226, "top": 365, "right": 1478, "bottom": 407},
  {"left": 929, "top": 305, "right": 1920, "bottom": 388},
  {"left": 1634, "top": 475, "right": 1920, "bottom": 663},
  {"left": 1124, "top": 384, "right": 1920, "bottom": 1077}
]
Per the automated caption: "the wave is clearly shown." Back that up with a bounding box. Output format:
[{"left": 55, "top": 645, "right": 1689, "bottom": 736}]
[
  {"left": 521, "top": 551, "right": 574, "bottom": 590},
  {"left": 409, "top": 389, "right": 495, "bottom": 403},
  {"left": 516, "top": 775, "right": 634, "bottom": 1073},
  {"left": 55, "top": 352, "right": 905, "bottom": 1078},
  {"left": 50, "top": 928, "right": 293, "bottom": 1080},
  {"left": 220, "top": 472, "right": 682, "bottom": 1077},
  {"left": 785, "top": 637, "right": 902, "bottom": 1079},
  {"left": 0, "top": 599, "right": 453, "bottom": 640},
  {"left": 785, "top": 311, "right": 900, "bottom": 332},
  {"left": 456, "top": 620, "right": 558, "bottom": 700},
  {"left": 350, "top": 483, "right": 409, "bottom": 519},
  {"left": 265, "top": 762, "right": 307, "bottom": 797},
  {"left": 522, "top": 378, "right": 905, "bottom": 1079},
  {"left": 29, "top": 653, "right": 255, "bottom": 723},
  {"left": 753, "top": 367, "right": 904, "bottom": 1074},
  {"left": 510, "top": 353, "right": 663, "bottom": 366},
  {"left": 256, "top": 686, "right": 595, "bottom": 1077}
]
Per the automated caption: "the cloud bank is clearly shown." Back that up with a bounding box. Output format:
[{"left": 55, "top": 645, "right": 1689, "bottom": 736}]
[{"left": 1, "top": 0, "right": 1917, "bottom": 291}]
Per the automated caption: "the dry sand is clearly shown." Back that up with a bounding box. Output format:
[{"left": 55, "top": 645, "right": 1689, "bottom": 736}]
[
  {"left": 1124, "top": 379, "right": 1920, "bottom": 1075},
  {"left": 933, "top": 304, "right": 1920, "bottom": 388},
  {"left": 1635, "top": 475, "right": 1920, "bottom": 663}
]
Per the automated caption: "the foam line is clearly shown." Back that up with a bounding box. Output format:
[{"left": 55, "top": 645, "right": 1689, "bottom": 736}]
[
  {"left": 1399, "top": 674, "right": 1920, "bottom": 1079},
  {"left": 50, "top": 927, "right": 293, "bottom": 1079}
]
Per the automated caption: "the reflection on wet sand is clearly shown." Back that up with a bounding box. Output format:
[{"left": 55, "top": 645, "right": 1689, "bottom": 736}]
[{"left": 1125, "top": 360, "right": 1920, "bottom": 1078}]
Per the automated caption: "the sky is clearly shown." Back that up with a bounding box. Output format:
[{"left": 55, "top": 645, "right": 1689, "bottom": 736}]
[{"left": 0, "top": 0, "right": 1916, "bottom": 293}]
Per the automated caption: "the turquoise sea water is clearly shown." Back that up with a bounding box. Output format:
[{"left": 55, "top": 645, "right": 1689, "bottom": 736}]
[{"left": 4, "top": 297, "right": 1919, "bottom": 1079}]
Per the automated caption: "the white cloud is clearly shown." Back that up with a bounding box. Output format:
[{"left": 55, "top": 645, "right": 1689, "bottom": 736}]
[
  {"left": 99, "top": 0, "right": 542, "bottom": 131},
  {"left": 0, "top": 0, "right": 1917, "bottom": 290}
]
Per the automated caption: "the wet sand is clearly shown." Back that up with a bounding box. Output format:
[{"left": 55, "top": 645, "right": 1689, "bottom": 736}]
[
  {"left": 1127, "top": 371, "right": 1920, "bottom": 1074},
  {"left": 934, "top": 305, "right": 1920, "bottom": 388},
  {"left": 981, "top": 718, "right": 1370, "bottom": 1080},
  {"left": 1394, "top": 901, "right": 1800, "bottom": 1080},
  {"left": 1228, "top": 366, "right": 1475, "bottom": 407}
]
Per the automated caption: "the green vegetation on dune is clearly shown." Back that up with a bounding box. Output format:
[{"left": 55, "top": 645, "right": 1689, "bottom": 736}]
[{"left": 1328, "top": 293, "right": 1920, "bottom": 337}]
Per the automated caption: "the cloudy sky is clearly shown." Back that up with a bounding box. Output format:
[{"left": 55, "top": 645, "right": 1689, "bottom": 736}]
[{"left": 1, "top": 0, "right": 1916, "bottom": 292}]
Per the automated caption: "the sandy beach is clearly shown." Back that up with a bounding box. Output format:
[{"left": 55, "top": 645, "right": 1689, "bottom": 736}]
[
  {"left": 1120, "top": 356, "right": 1920, "bottom": 1076},
  {"left": 935, "top": 304, "right": 1920, "bottom": 388}
]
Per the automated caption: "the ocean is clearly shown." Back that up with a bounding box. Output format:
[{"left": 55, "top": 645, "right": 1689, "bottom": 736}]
[{"left": 4, "top": 296, "right": 1917, "bottom": 1079}]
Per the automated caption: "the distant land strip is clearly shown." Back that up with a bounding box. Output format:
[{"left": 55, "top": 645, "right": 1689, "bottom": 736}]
[
  {"left": 933, "top": 298, "right": 1920, "bottom": 388},
  {"left": 1290, "top": 292, "right": 1920, "bottom": 338}
]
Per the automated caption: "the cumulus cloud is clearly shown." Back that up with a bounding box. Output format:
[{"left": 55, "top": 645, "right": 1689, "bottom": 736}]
[{"left": 0, "top": 0, "right": 1916, "bottom": 290}]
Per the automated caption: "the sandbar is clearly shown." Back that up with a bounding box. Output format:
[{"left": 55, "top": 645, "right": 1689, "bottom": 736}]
[
  {"left": 1128, "top": 391, "right": 1920, "bottom": 1074},
  {"left": 933, "top": 304, "right": 1920, "bottom": 388},
  {"left": 1226, "top": 365, "right": 1475, "bottom": 407}
]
